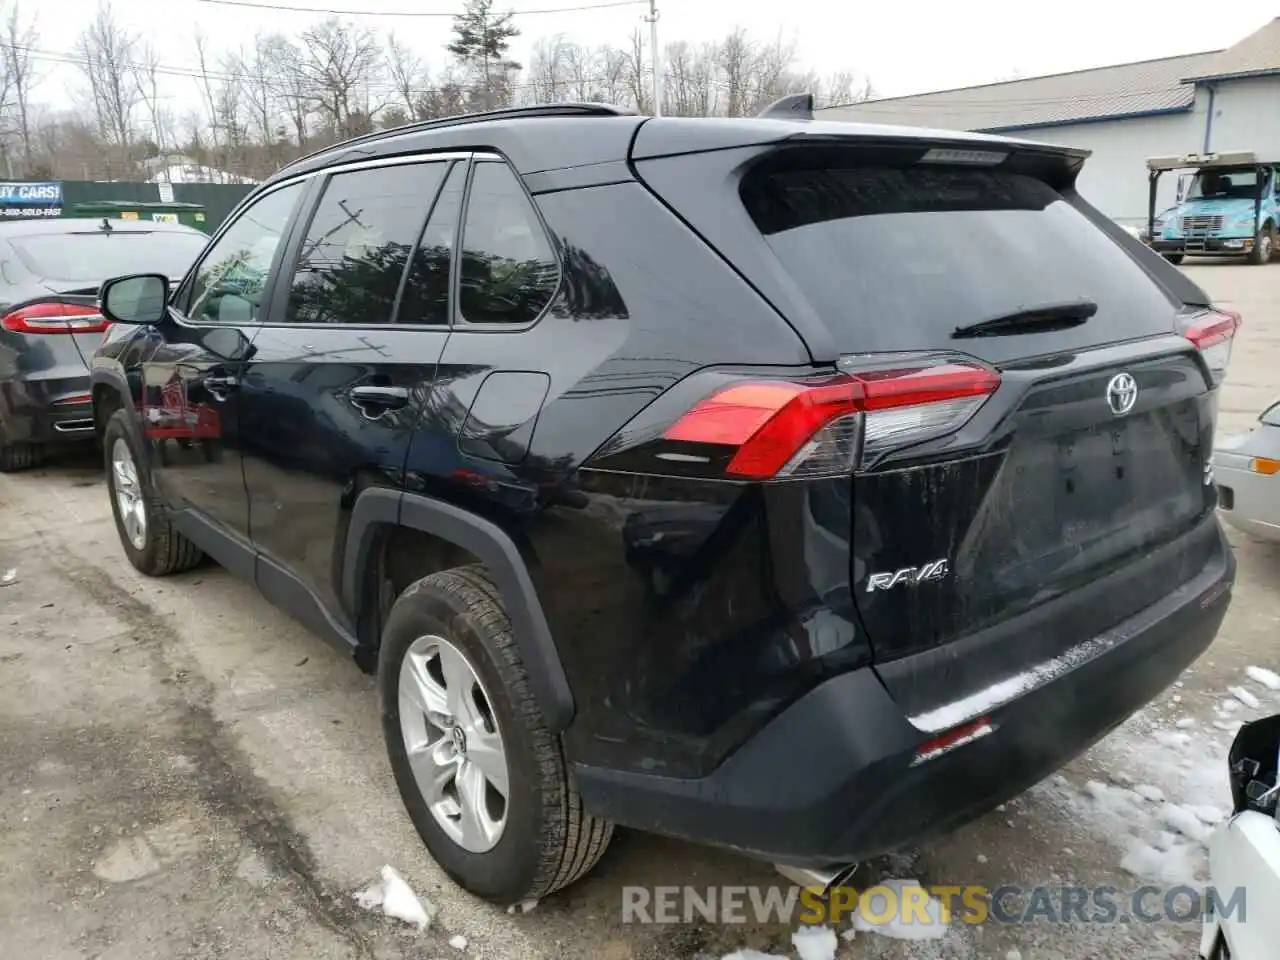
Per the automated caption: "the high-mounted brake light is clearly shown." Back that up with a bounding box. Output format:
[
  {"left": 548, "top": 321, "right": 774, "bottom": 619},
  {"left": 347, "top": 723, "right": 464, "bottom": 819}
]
[
  {"left": 1183, "top": 308, "right": 1241, "bottom": 384},
  {"left": 662, "top": 359, "right": 1001, "bottom": 480},
  {"left": 1, "top": 302, "right": 109, "bottom": 335}
]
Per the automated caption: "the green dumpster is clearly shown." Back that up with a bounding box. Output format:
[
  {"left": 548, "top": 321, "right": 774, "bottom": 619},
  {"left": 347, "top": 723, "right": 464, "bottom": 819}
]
[{"left": 66, "top": 200, "right": 209, "bottom": 232}]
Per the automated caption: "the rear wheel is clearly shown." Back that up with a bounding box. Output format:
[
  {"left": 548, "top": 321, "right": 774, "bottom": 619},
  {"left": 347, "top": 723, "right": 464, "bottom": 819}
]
[
  {"left": 1248, "top": 224, "right": 1274, "bottom": 265},
  {"left": 0, "top": 441, "right": 35, "bottom": 472},
  {"left": 378, "top": 565, "right": 612, "bottom": 904},
  {"left": 103, "top": 409, "right": 203, "bottom": 576},
  {"left": 1163, "top": 253, "right": 1185, "bottom": 265}
]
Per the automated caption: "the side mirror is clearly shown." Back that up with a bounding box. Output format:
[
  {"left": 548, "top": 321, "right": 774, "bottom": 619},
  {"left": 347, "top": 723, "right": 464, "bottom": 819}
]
[{"left": 100, "top": 273, "right": 169, "bottom": 325}]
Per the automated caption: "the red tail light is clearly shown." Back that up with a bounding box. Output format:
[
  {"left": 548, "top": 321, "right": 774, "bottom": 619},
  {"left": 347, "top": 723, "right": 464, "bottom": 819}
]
[
  {"left": 1, "top": 302, "right": 110, "bottom": 335},
  {"left": 1183, "top": 308, "right": 1241, "bottom": 384},
  {"left": 662, "top": 358, "right": 1001, "bottom": 480}
]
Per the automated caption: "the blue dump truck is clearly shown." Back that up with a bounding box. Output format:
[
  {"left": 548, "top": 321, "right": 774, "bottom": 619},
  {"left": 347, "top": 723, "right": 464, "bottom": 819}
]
[{"left": 1145, "top": 150, "right": 1279, "bottom": 265}]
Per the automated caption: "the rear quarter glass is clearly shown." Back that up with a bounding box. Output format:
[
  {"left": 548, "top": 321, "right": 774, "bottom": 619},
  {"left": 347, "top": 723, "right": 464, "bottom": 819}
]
[{"left": 733, "top": 155, "right": 1183, "bottom": 362}]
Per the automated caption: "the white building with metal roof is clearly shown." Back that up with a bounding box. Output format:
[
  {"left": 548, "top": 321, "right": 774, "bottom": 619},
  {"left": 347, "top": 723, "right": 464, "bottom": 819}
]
[{"left": 817, "top": 18, "right": 1280, "bottom": 223}]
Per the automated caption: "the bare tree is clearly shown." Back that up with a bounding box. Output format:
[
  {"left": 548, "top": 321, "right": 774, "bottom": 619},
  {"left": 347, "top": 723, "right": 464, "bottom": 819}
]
[
  {"left": 386, "top": 31, "right": 429, "bottom": 119},
  {"left": 3, "top": 3, "right": 37, "bottom": 170},
  {"left": 563, "top": 42, "right": 597, "bottom": 102},
  {"left": 76, "top": 1, "right": 140, "bottom": 150},
  {"left": 663, "top": 41, "right": 716, "bottom": 118},
  {"left": 528, "top": 35, "right": 569, "bottom": 104},
  {"left": 597, "top": 44, "right": 628, "bottom": 107},
  {"left": 132, "top": 41, "right": 170, "bottom": 160},
  {"left": 270, "top": 38, "right": 313, "bottom": 148},
  {"left": 716, "top": 27, "right": 754, "bottom": 117},
  {"left": 298, "top": 17, "right": 384, "bottom": 139},
  {"left": 192, "top": 29, "right": 223, "bottom": 155},
  {"left": 623, "top": 26, "right": 648, "bottom": 114}
]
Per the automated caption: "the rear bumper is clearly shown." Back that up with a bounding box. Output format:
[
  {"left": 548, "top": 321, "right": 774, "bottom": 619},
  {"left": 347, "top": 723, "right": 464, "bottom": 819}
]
[
  {"left": 575, "top": 521, "right": 1234, "bottom": 866},
  {"left": 0, "top": 376, "right": 95, "bottom": 444}
]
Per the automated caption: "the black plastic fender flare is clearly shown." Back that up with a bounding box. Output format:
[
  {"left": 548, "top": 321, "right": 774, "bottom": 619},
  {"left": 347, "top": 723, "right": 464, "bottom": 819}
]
[
  {"left": 343, "top": 487, "right": 575, "bottom": 733},
  {"left": 89, "top": 365, "right": 143, "bottom": 436}
]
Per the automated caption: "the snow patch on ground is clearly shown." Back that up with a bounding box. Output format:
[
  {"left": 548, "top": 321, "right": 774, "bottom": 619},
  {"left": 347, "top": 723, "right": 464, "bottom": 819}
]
[
  {"left": 1247, "top": 666, "right": 1280, "bottom": 690},
  {"left": 353, "top": 865, "right": 434, "bottom": 931},
  {"left": 1037, "top": 688, "right": 1237, "bottom": 889},
  {"left": 448, "top": 934, "right": 468, "bottom": 950},
  {"left": 720, "top": 950, "right": 787, "bottom": 960},
  {"left": 1229, "top": 686, "right": 1261, "bottom": 709},
  {"left": 790, "top": 925, "right": 837, "bottom": 960},
  {"left": 846, "top": 879, "right": 949, "bottom": 942}
]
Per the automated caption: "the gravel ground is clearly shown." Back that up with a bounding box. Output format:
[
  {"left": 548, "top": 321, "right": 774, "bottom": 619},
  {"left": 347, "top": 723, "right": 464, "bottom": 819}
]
[{"left": 1, "top": 261, "right": 1277, "bottom": 960}]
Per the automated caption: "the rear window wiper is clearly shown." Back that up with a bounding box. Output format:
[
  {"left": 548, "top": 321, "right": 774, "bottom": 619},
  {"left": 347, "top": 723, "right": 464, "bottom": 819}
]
[{"left": 952, "top": 299, "right": 1097, "bottom": 339}]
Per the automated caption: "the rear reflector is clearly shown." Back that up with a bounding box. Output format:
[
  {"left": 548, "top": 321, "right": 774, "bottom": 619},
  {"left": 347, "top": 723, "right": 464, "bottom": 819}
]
[
  {"left": 1, "top": 301, "right": 109, "bottom": 335},
  {"left": 662, "top": 358, "right": 1000, "bottom": 480},
  {"left": 911, "top": 716, "right": 996, "bottom": 766},
  {"left": 1183, "top": 308, "right": 1241, "bottom": 384}
]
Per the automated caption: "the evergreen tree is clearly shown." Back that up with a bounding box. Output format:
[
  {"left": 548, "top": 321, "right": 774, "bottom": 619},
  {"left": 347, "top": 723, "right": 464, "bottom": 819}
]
[{"left": 447, "top": 0, "right": 521, "bottom": 110}]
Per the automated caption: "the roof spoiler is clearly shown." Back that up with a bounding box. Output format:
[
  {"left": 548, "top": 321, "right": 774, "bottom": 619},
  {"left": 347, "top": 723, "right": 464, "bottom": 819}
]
[{"left": 757, "top": 93, "right": 814, "bottom": 121}]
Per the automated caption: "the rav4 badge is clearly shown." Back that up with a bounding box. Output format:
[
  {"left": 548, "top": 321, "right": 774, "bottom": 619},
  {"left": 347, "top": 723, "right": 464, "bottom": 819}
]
[{"left": 866, "top": 559, "right": 950, "bottom": 592}]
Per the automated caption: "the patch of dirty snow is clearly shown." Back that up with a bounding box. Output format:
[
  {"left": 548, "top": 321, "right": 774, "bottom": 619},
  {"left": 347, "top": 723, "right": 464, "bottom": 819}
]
[
  {"left": 1135, "top": 783, "right": 1165, "bottom": 803},
  {"left": 847, "top": 879, "right": 948, "bottom": 941},
  {"left": 353, "top": 865, "right": 434, "bottom": 931},
  {"left": 1159, "top": 803, "right": 1209, "bottom": 842},
  {"left": 506, "top": 899, "right": 538, "bottom": 914},
  {"left": 791, "top": 925, "right": 837, "bottom": 960},
  {"left": 1175, "top": 718, "right": 1196, "bottom": 729},
  {"left": 1247, "top": 666, "right": 1280, "bottom": 690},
  {"left": 1120, "top": 839, "right": 1197, "bottom": 885},
  {"left": 1190, "top": 805, "right": 1225, "bottom": 825},
  {"left": 1229, "top": 686, "right": 1261, "bottom": 709},
  {"left": 721, "top": 950, "right": 788, "bottom": 960},
  {"left": 1221, "top": 699, "right": 1241, "bottom": 714},
  {"left": 1155, "top": 730, "right": 1192, "bottom": 748},
  {"left": 448, "top": 934, "right": 468, "bottom": 950}
]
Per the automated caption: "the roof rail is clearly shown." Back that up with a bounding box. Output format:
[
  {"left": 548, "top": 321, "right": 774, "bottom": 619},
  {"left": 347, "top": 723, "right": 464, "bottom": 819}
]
[
  {"left": 282, "top": 102, "right": 636, "bottom": 172},
  {"left": 756, "top": 93, "right": 814, "bottom": 121}
]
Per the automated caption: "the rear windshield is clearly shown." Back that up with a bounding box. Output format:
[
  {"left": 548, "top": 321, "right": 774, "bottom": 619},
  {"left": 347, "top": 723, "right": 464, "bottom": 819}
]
[
  {"left": 10, "top": 230, "right": 208, "bottom": 283},
  {"left": 740, "top": 161, "right": 1175, "bottom": 351}
]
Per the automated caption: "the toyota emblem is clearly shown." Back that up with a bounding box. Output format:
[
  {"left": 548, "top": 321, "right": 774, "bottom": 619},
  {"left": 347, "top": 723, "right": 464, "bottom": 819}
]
[{"left": 1106, "top": 373, "right": 1138, "bottom": 416}]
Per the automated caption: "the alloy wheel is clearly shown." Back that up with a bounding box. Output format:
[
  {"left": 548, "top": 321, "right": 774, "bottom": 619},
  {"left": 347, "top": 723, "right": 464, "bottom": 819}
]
[
  {"left": 111, "top": 438, "right": 147, "bottom": 550},
  {"left": 398, "top": 634, "right": 510, "bottom": 853}
]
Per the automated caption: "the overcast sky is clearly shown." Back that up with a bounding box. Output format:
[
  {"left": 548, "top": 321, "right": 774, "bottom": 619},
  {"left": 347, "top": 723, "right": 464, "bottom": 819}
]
[{"left": 28, "top": 0, "right": 1277, "bottom": 111}]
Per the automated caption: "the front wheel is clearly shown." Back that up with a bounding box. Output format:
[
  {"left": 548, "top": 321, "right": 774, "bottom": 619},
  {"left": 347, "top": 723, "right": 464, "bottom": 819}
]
[
  {"left": 378, "top": 565, "right": 613, "bottom": 904},
  {"left": 1248, "top": 224, "right": 1274, "bottom": 265},
  {"left": 103, "top": 409, "right": 203, "bottom": 576}
]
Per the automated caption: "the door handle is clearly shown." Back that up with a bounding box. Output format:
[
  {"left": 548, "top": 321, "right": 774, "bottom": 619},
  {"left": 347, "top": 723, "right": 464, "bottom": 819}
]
[
  {"left": 199, "top": 374, "right": 239, "bottom": 401},
  {"left": 349, "top": 384, "right": 409, "bottom": 419}
]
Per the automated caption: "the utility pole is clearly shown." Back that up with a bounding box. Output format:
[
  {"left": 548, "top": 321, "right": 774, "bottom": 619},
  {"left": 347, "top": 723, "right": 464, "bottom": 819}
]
[{"left": 644, "top": 0, "right": 662, "bottom": 117}]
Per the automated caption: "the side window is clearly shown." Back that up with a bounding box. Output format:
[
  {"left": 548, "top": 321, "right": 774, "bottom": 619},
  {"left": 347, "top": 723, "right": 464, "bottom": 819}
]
[
  {"left": 285, "top": 162, "right": 447, "bottom": 326},
  {"left": 457, "top": 161, "right": 559, "bottom": 326},
  {"left": 185, "top": 181, "right": 304, "bottom": 325},
  {"left": 395, "top": 162, "right": 465, "bottom": 326}
]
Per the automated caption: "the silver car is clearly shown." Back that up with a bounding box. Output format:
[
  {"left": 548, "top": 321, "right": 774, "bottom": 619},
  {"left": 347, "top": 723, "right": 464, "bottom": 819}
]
[{"left": 1214, "top": 399, "right": 1280, "bottom": 541}]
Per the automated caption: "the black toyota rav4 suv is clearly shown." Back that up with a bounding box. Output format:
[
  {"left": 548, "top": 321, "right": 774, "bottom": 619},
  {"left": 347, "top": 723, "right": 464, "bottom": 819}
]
[{"left": 90, "top": 101, "right": 1238, "bottom": 905}]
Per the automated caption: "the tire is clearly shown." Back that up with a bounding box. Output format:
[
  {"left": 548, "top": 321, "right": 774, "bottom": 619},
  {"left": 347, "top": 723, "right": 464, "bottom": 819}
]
[
  {"left": 0, "top": 442, "right": 35, "bottom": 472},
  {"left": 1163, "top": 253, "right": 1185, "bottom": 265},
  {"left": 103, "top": 409, "right": 204, "bottom": 576},
  {"left": 1248, "top": 224, "right": 1274, "bottom": 265},
  {"left": 378, "top": 564, "right": 613, "bottom": 904}
]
